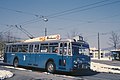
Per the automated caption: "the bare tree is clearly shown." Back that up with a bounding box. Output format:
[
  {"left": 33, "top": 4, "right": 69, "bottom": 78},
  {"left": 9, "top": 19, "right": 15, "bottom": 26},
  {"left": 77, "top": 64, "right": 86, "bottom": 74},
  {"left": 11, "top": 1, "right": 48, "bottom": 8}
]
[
  {"left": 109, "top": 31, "right": 120, "bottom": 49},
  {"left": 0, "top": 32, "right": 3, "bottom": 41},
  {"left": 4, "top": 31, "right": 20, "bottom": 43},
  {"left": 0, "top": 32, "right": 5, "bottom": 57},
  {"left": 0, "top": 31, "right": 21, "bottom": 57}
]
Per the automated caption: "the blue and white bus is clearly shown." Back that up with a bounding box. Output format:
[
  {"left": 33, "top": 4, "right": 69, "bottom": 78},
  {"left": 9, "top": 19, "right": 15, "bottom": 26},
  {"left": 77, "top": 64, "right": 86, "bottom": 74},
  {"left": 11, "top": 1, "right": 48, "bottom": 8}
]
[{"left": 4, "top": 34, "right": 90, "bottom": 73}]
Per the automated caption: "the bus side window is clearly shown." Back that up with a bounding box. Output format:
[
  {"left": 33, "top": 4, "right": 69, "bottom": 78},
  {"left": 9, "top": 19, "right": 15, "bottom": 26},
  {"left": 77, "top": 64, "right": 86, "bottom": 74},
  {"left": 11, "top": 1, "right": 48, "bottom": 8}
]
[
  {"left": 29, "top": 45, "right": 33, "bottom": 52},
  {"left": 40, "top": 43, "right": 48, "bottom": 53},
  {"left": 49, "top": 43, "right": 58, "bottom": 53},
  {"left": 18, "top": 45, "right": 22, "bottom": 52},
  {"left": 12, "top": 45, "right": 18, "bottom": 52},
  {"left": 9, "top": 46, "right": 12, "bottom": 52},
  {"left": 68, "top": 43, "right": 71, "bottom": 55},
  {"left": 22, "top": 45, "right": 28, "bottom": 52},
  {"left": 34, "top": 44, "right": 39, "bottom": 53},
  {"left": 64, "top": 43, "right": 67, "bottom": 55},
  {"left": 60, "top": 43, "right": 67, "bottom": 55},
  {"left": 60, "top": 43, "right": 63, "bottom": 54},
  {"left": 5, "top": 46, "right": 9, "bottom": 52}
]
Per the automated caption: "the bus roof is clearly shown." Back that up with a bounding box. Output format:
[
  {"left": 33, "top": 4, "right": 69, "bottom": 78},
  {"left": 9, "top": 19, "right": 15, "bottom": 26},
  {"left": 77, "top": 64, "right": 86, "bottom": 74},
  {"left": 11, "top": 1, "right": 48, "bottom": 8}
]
[
  {"left": 5, "top": 38, "right": 75, "bottom": 45},
  {"left": 5, "top": 34, "right": 88, "bottom": 46}
]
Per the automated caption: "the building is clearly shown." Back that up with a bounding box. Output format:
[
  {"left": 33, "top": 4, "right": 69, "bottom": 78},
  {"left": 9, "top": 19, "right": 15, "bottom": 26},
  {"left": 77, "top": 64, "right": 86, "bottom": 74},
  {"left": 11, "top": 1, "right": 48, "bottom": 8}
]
[
  {"left": 111, "top": 49, "right": 120, "bottom": 61},
  {"left": 90, "top": 47, "right": 111, "bottom": 60}
]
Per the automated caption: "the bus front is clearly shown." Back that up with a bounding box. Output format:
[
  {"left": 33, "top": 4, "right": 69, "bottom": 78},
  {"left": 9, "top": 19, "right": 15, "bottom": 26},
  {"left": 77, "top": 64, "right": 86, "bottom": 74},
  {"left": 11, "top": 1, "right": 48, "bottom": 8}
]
[{"left": 71, "top": 41, "right": 91, "bottom": 71}]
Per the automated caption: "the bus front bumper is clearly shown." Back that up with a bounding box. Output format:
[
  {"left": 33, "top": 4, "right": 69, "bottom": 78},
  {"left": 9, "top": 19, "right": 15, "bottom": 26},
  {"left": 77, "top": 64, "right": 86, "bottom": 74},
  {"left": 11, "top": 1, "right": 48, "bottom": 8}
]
[{"left": 72, "top": 63, "right": 90, "bottom": 71}]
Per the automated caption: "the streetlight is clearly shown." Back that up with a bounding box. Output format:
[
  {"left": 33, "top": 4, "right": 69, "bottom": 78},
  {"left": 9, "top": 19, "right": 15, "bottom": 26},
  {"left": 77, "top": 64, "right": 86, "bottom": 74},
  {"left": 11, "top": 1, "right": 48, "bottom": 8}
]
[
  {"left": 37, "top": 16, "right": 48, "bottom": 36},
  {"left": 42, "top": 17, "right": 48, "bottom": 36},
  {"left": 43, "top": 18, "right": 48, "bottom": 22}
]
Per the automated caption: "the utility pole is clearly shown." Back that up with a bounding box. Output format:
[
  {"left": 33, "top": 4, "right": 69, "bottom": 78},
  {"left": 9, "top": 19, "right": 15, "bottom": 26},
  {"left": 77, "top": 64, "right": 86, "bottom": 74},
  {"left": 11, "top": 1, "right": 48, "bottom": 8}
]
[
  {"left": 45, "top": 28, "right": 47, "bottom": 36},
  {"left": 98, "top": 32, "right": 100, "bottom": 59}
]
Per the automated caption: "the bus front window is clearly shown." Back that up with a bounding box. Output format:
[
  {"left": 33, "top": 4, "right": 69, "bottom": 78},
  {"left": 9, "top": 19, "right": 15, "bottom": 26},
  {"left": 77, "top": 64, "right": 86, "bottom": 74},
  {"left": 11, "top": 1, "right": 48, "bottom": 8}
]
[
  {"left": 79, "top": 48, "right": 89, "bottom": 55},
  {"left": 72, "top": 46, "right": 79, "bottom": 55},
  {"left": 72, "top": 42, "right": 89, "bottom": 55}
]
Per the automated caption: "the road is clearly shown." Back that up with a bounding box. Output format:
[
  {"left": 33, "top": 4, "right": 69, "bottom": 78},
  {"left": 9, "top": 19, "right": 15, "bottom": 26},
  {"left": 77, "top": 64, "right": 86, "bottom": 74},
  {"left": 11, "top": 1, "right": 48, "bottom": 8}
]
[
  {"left": 92, "top": 59, "right": 120, "bottom": 67},
  {"left": 0, "top": 63, "right": 120, "bottom": 80}
]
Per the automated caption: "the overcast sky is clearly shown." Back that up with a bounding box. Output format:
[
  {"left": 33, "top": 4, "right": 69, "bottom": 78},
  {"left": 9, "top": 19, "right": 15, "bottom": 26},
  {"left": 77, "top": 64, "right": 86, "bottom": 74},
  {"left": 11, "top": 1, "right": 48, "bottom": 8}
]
[{"left": 0, "top": 0, "right": 120, "bottom": 49}]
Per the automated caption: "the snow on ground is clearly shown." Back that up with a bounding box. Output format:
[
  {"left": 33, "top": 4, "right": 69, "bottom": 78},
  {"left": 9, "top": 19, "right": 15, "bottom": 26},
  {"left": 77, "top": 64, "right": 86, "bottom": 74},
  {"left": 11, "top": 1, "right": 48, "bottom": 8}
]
[
  {"left": 0, "top": 58, "right": 13, "bottom": 80},
  {"left": 3, "top": 66, "right": 27, "bottom": 71},
  {"left": 91, "top": 62, "right": 120, "bottom": 74},
  {"left": 0, "top": 70, "right": 13, "bottom": 80}
]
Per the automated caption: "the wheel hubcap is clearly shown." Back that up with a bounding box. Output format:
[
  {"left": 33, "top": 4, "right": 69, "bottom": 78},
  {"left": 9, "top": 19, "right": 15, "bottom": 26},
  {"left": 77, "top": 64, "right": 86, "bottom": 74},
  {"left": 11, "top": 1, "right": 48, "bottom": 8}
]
[{"left": 48, "top": 64, "right": 53, "bottom": 72}]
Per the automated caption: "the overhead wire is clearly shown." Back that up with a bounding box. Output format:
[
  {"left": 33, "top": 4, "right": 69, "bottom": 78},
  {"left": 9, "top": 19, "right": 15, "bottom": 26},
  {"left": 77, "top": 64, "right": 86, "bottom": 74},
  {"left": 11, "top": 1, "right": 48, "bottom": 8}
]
[
  {"left": 0, "top": 6, "right": 45, "bottom": 25},
  {"left": 16, "top": 0, "right": 108, "bottom": 25},
  {"left": 85, "top": 29, "right": 120, "bottom": 40},
  {"left": 1, "top": 0, "right": 120, "bottom": 38},
  {"left": 0, "top": 6, "right": 39, "bottom": 17},
  {"left": 0, "top": 0, "right": 118, "bottom": 26},
  {"left": 17, "top": 16, "right": 47, "bottom": 26},
  {"left": 48, "top": 0, "right": 120, "bottom": 19},
  {"left": 0, "top": 24, "right": 14, "bottom": 33},
  {"left": 0, "top": 0, "right": 109, "bottom": 18},
  {"left": 0, "top": 0, "right": 119, "bottom": 26},
  {"left": 47, "top": 0, "right": 109, "bottom": 17},
  {"left": 18, "top": 0, "right": 120, "bottom": 26}
]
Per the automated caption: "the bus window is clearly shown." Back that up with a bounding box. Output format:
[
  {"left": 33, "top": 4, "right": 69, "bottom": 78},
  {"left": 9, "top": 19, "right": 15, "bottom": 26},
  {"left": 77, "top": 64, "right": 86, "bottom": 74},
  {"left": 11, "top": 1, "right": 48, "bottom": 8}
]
[
  {"left": 49, "top": 43, "right": 58, "bottom": 53},
  {"left": 40, "top": 43, "right": 48, "bottom": 53},
  {"left": 79, "top": 48, "right": 89, "bottom": 55},
  {"left": 60, "top": 43, "right": 67, "bottom": 55},
  {"left": 9, "top": 45, "right": 12, "bottom": 52},
  {"left": 29, "top": 45, "right": 33, "bottom": 52},
  {"left": 12, "top": 45, "right": 18, "bottom": 52},
  {"left": 34, "top": 44, "right": 39, "bottom": 52},
  {"left": 64, "top": 43, "right": 67, "bottom": 55},
  {"left": 72, "top": 46, "right": 79, "bottom": 55},
  {"left": 22, "top": 45, "right": 28, "bottom": 52},
  {"left": 60, "top": 43, "right": 63, "bottom": 54},
  {"left": 68, "top": 43, "right": 71, "bottom": 55},
  {"left": 5, "top": 45, "right": 9, "bottom": 52},
  {"left": 18, "top": 45, "right": 22, "bottom": 52}
]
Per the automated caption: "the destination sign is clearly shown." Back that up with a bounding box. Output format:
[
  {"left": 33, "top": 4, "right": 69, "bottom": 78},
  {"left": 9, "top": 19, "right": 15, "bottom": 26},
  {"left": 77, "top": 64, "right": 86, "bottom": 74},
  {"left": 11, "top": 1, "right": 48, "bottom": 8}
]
[{"left": 24, "top": 34, "right": 60, "bottom": 42}]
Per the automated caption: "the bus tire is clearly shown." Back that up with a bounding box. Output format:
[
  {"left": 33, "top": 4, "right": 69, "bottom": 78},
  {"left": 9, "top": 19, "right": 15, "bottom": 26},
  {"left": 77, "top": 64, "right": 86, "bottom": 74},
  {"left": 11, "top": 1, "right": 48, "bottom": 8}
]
[
  {"left": 13, "top": 58, "right": 19, "bottom": 67},
  {"left": 46, "top": 61, "right": 56, "bottom": 73}
]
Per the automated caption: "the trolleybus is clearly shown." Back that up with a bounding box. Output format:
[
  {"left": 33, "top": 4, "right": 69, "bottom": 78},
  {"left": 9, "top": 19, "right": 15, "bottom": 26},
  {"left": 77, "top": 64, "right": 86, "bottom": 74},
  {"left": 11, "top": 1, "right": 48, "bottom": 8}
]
[{"left": 4, "top": 34, "right": 90, "bottom": 73}]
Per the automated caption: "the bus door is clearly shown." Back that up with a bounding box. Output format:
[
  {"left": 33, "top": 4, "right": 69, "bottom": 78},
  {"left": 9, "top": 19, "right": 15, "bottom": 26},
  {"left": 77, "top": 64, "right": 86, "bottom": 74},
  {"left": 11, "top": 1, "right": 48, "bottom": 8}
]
[
  {"left": 33, "top": 44, "right": 40, "bottom": 66},
  {"left": 27, "top": 44, "right": 34, "bottom": 66},
  {"left": 28, "top": 44, "right": 39, "bottom": 66},
  {"left": 17, "top": 44, "right": 29, "bottom": 66},
  {"left": 58, "top": 42, "right": 68, "bottom": 70}
]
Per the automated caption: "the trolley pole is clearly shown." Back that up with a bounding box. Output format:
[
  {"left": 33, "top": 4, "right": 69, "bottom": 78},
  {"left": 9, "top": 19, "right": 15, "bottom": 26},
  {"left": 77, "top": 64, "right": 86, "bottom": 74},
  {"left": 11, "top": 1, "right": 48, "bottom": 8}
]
[{"left": 98, "top": 32, "right": 100, "bottom": 59}]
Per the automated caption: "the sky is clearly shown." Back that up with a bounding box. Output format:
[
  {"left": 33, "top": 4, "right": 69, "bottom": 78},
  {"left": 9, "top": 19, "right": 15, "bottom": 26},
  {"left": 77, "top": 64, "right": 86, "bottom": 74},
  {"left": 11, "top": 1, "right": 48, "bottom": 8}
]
[{"left": 0, "top": 0, "right": 120, "bottom": 49}]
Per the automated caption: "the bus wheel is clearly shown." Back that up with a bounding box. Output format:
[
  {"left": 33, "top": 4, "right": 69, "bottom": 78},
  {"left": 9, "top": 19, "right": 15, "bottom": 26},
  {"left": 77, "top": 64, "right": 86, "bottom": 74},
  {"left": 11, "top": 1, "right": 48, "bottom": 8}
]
[
  {"left": 13, "top": 58, "right": 19, "bottom": 67},
  {"left": 46, "top": 61, "right": 55, "bottom": 73}
]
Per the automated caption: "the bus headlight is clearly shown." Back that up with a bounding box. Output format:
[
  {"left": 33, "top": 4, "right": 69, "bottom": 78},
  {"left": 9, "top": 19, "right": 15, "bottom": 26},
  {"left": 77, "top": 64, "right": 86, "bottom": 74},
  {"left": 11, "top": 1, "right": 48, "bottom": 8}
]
[{"left": 73, "top": 60, "right": 78, "bottom": 64}]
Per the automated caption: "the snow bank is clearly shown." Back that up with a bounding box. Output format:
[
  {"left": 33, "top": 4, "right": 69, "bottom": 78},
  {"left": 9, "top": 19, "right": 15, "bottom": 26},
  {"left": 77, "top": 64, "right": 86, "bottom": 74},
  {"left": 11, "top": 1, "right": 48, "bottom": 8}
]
[
  {"left": 3, "top": 66, "right": 27, "bottom": 71},
  {"left": 91, "top": 62, "right": 120, "bottom": 74},
  {"left": 0, "top": 70, "right": 13, "bottom": 80}
]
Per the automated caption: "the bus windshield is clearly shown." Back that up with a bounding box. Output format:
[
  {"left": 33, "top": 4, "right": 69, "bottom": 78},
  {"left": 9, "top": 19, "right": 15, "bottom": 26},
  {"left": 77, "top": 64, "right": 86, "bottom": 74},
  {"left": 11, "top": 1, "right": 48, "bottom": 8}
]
[{"left": 72, "top": 42, "right": 89, "bottom": 55}]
